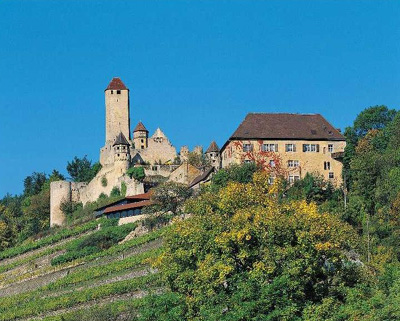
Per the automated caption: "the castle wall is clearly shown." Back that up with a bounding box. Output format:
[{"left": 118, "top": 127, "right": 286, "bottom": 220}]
[
  {"left": 138, "top": 137, "right": 177, "bottom": 164},
  {"left": 50, "top": 181, "right": 71, "bottom": 227}
]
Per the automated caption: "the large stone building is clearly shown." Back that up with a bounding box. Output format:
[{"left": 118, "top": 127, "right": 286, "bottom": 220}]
[
  {"left": 50, "top": 77, "right": 179, "bottom": 227},
  {"left": 220, "top": 113, "right": 346, "bottom": 185}
]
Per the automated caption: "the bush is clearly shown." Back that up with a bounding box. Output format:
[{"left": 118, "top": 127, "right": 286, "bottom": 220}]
[
  {"left": 211, "top": 162, "right": 257, "bottom": 189},
  {"left": 101, "top": 176, "right": 108, "bottom": 187},
  {"left": 127, "top": 167, "right": 145, "bottom": 181},
  {"left": 121, "top": 182, "right": 127, "bottom": 196},
  {"left": 110, "top": 186, "right": 121, "bottom": 197}
]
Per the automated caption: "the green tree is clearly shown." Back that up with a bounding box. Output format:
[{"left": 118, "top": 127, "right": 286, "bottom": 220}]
[
  {"left": 23, "top": 172, "right": 47, "bottom": 197},
  {"left": 67, "top": 156, "right": 101, "bottom": 182},
  {"left": 150, "top": 181, "right": 192, "bottom": 214}
]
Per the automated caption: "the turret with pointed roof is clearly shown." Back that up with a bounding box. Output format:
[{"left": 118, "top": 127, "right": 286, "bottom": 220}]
[
  {"left": 133, "top": 121, "right": 149, "bottom": 133},
  {"left": 113, "top": 132, "right": 131, "bottom": 167},
  {"left": 133, "top": 122, "right": 149, "bottom": 150},
  {"left": 205, "top": 140, "right": 221, "bottom": 170},
  {"left": 113, "top": 132, "right": 130, "bottom": 146},
  {"left": 206, "top": 141, "right": 220, "bottom": 153}
]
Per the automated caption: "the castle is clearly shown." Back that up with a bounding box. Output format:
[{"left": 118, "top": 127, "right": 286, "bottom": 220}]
[
  {"left": 50, "top": 78, "right": 192, "bottom": 227},
  {"left": 50, "top": 77, "right": 346, "bottom": 227}
]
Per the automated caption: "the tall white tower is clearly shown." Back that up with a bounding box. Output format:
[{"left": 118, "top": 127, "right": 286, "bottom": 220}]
[{"left": 105, "top": 77, "right": 131, "bottom": 144}]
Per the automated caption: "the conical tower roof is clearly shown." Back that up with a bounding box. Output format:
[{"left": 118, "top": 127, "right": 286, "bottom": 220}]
[
  {"left": 113, "top": 132, "right": 130, "bottom": 146},
  {"left": 133, "top": 121, "right": 148, "bottom": 132},
  {"left": 206, "top": 141, "right": 219, "bottom": 153},
  {"left": 105, "top": 77, "right": 128, "bottom": 91}
]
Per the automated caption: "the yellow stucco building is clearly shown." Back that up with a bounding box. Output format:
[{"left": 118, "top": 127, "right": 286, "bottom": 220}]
[{"left": 220, "top": 113, "right": 346, "bottom": 186}]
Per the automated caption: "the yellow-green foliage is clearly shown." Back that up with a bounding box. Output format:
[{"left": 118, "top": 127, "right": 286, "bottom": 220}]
[{"left": 154, "top": 171, "right": 360, "bottom": 320}]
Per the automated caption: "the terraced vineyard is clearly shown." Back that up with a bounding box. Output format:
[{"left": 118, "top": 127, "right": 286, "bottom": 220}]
[{"left": 0, "top": 219, "right": 166, "bottom": 321}]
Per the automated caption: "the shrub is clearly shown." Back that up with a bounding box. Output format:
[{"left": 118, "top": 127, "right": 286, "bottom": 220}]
[
  {"left": 127, "top": 166, "right": 146, "bottom": 181},
  {"left": 121, "top": 182, "right": 127, "bottom": 196},
  {"left": 101, "top": 176, "right": 108, "bottom": 187},
  {"left": 110, "top": 186, "right": 121, "bottom": 197}
]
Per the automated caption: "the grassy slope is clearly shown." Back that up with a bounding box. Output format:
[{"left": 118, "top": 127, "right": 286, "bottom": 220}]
[{"left": 0, "top": 220, "right": 166, "bottom": 321}]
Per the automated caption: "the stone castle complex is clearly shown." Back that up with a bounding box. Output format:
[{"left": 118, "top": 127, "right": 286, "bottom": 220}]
[{"left": 50, "top": 77, "right": 346, "bottom": 227}]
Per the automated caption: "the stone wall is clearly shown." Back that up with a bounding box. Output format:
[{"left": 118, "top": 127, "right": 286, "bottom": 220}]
[
  {"left": 169, "top": 162, "right": 202, "bottom": 185},
  {"left": 50, "top": 165, "right": 144, "bottom": 227},
  {"left": 136, "top": 130, "right": 177, "bottom": 164}
]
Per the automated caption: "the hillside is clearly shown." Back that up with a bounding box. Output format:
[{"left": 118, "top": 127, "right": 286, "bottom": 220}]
[{"left": 0, "top": 218, "right": 165, "bottom": 320}]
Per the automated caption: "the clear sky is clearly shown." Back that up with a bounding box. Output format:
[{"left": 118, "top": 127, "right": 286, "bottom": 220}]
[{"left": 0, "top": 0, "right": 399, "bottom": 197}]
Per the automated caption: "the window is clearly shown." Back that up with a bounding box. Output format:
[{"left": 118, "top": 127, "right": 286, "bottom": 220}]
[
  {"left": 111, "top": 90, "right": 114, "bottom": 94},
  {"left": 288, "top": 175, "right": 300, "bottom": 184},
  {"left": 285, "top": 144, "right": 296, "bottom": 152},
  {"left": 117, "top": 90, "right": 121, "bottom": 94},
  {"left": 329, "top": 172, "right": 334, "bottom": 179},
  {"left": 244, "top": 159, "right": 253, "bottom": 164},
  {"left": 328, "top": 144, "right": 334, "bottom": 153},
  {"left": 141, "top": 145, "right": 144, "bottom": 149},
  {"left": 288, "top": 160, "right": 299, "bottom": 168},
  {"left": 243, "top": 144, "right": 253, "bottom": 152},
  {"left": 268, "top": 176, "right": 275, "bottom": 185},
  {"left": 324, "top": 161, "right": 331, "bottom": 170},
  {"left": 269, "top": 160, "right": 275, "bottom": 167},
  {"left": 303, "top": 144, "right": 320, "bottom": 152},
  {"left": 261, "top": 144, "right": 277, "bottom": 152},
  {"left": 141, "top": 139, "right": 144, "bottom": 143}
]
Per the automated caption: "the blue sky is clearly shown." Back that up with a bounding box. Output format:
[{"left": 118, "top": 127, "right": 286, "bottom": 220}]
[{"left": 0, "top": 0, "right": 399, "bottom": 197}]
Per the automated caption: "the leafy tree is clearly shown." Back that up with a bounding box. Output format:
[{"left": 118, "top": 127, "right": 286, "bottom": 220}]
[
  {"left": 23, "top": 172, "right": 47, "bottom": 197},
  {"left": 149, "top": 172, "right": 361, "bottom": 320},
  {"left": 150, "top": 181, "right": 192, "bottom": 214},
  {"left": 67, "top": 156, "right": 101, "bottom": 182}
]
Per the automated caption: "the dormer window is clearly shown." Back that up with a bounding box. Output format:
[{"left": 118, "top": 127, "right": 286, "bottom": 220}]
[{"left": 117, "top": 90, "right": 121, "bottom": 94}]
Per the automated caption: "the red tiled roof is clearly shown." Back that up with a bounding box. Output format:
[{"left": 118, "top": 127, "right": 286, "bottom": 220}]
[
  {"left": 230, "top": 113, "right": 345, "bottom": 141},
  {"left": 106, "top": 77, "right": 128, "bottom": 91},
  {"left": 126, "top": 191, "right": 153, "bottom": 200},
  {"left": 133, "top": 121, "right": 148, "bottom": 132},
  {"left": 103, "top": 200, "right": 152, "bottom": 214}
]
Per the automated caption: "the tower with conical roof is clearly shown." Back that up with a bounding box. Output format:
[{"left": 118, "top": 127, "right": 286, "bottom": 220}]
[
  {"left": 113, "top": 132, "right": 131, "bottom": 174},
  {"left": 205, "top": 141, "right": 221, "bottom": 170},
  {"left": 133, "top": 121, "right": 149, "bottom": 149},
  {"left": 105, "top": 77, "right": 130, "bottom": 144}
]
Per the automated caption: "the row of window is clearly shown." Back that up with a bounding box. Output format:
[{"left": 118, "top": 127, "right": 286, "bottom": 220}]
[
  {"left": 245, "top": 159, "right": 334, "bottom": 172},
  {"left": 110, "top": 90, "right": 121, "bottom": 94},
  {"left": 267, "top": 172, "right": 335, "bottom": 185},
  {"left": 106, "top": 208, "right": 142, "bottom": 219},
  {"left": 243, "top": 143, "right": 334, "bottom": 153}
]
